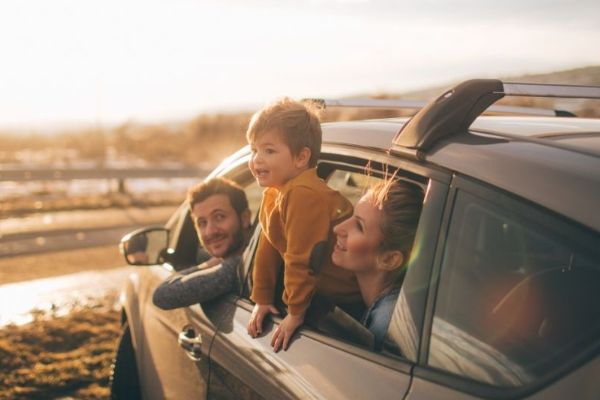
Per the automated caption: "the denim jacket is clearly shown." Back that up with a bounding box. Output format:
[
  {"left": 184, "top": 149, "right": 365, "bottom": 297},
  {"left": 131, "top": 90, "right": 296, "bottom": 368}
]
[{"left": 362, "top": 287, "right": 400, "bottom": 351}]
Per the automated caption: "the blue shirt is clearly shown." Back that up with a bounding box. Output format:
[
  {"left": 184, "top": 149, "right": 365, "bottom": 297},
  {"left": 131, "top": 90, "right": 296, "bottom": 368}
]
[{"left": 362, "top": 287, "right": 400, "bottom": 351}]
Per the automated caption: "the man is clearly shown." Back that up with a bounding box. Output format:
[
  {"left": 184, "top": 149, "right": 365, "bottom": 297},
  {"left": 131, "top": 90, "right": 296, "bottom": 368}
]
[{"left": 153, "top": 177, "right": 252, "bottom": 310}]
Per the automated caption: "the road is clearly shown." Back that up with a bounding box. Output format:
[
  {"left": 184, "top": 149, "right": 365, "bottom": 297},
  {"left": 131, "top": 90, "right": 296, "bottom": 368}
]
[
  {"left": 0, "top": 206, "right": 176, "bottom": 258},
  {"left": 0, "top": 266, "right": 134, "bottom": 326},
  {"left": 0, "top": 206, "right": 178, "bottom": 325},
  {"left": 1, "top": 225, "right": 150, "bottom": 257}
]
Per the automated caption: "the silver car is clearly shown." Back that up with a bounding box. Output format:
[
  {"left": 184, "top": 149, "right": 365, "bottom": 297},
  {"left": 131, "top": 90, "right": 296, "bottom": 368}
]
[{"left": 111, "top": 79, "right": 600, "bottom": 399}]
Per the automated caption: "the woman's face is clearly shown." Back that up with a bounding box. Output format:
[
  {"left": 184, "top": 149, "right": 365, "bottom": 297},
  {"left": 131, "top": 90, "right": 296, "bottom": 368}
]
[{"left": 332, "top": 193, "right": 384, "bottom": 273}]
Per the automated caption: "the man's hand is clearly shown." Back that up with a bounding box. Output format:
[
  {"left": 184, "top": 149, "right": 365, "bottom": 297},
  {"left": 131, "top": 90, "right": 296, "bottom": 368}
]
[
  {"left": 271, "top": 313, "right": 304, "bottom": 352},
  {"left": 199, "top": 257, "right": 224, "bottom": 270},
  {"left": 247, "top": 303, "right": 279, "bottom": 337}
]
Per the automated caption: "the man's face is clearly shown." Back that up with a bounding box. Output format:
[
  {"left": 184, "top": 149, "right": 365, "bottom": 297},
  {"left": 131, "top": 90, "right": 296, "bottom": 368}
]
[{"left": 191, "top": 194, "right": 249, "bottom": 258}]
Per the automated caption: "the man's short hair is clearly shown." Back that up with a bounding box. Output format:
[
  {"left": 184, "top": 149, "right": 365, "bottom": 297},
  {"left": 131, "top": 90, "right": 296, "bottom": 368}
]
[
  {"left": 246, "top": 97, "right": 322, "bottom": 168},
  {"left": 187, "top": 177, "right": 249, "bottom": 216}
]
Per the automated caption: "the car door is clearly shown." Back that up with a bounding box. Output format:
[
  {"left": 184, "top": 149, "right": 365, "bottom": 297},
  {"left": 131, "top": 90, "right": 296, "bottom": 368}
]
[
  {"left": 203, "top": 155, "right": 451, "bottom": 399},
  {"left": 157, "top": 157, "right": 264, "bottom": 399},
  {"left": 406, "top": 176, "right": 600, "bottom": 399},
  {"left": 134, "top": 202, "right": 219, "bottom": 400}
]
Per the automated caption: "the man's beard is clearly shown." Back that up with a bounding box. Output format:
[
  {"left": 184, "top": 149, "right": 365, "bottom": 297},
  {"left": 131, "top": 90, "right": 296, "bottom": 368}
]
[
  {"left": 201, "top": 217, "right": 246, "bottom": 258},
  {"left": 225, "top": 226, "right": 245, "bottom": 257}
]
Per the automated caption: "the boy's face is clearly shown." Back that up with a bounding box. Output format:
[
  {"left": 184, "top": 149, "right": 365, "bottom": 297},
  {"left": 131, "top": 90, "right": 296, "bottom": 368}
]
[{"left": 249, "top": 129, "right": 309, "bottom": 188}]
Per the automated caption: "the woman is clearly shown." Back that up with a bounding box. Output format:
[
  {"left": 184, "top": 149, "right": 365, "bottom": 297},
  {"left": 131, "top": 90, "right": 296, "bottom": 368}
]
[{"left": 332, "top": 179, "right": 424, "bottom": 350}]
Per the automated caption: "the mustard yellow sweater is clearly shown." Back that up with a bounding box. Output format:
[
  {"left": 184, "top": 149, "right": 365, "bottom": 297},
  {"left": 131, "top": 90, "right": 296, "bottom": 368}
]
[{"left": 250, "top": 168, "right": 360, "bottom": 315}]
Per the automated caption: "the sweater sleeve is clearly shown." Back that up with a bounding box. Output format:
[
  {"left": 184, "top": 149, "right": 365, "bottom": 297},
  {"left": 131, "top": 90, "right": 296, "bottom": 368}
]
[
  {"left": 282, "top": 186, "right": 333, "bottom": 316},
  {"left": 152, "top": 255, "right": 241, "bottom": 310},
  {"left": 250, "top": 231, "right": 283, "bottom": 305}
]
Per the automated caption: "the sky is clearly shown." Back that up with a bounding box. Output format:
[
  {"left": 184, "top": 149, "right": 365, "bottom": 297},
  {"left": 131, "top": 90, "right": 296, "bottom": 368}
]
[{"left": 1, "top": 0, "right": 599, "bottom": 129}]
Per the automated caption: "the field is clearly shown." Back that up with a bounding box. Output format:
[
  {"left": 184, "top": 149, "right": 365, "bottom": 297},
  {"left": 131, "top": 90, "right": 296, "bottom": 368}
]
[
  {"left": 4, "top": 66, "right": 598, "bottom": 173},
  {"left": 0, "top": 199, "right": 152, "bottom": 400},
  {"left": 0, "top": 239, "right": 128, "bottom": 399},
  {"left": 0, "top": 298, "right": 120, "bottom": 399}
]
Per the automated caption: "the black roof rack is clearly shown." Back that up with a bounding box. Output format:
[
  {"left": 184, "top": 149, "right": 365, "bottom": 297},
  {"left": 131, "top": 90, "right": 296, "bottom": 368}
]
[
  {"left": 305, "top": 97, "right": 568, "bottom": 117},
  {"left": 391, "top": 79, "right": 600, "bottom": 159}
]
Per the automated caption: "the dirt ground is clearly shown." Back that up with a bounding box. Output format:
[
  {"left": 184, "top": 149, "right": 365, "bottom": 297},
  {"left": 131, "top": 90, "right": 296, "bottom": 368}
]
[
  {"left": 0, "top": 246, "right": 130, "bottom": 399},
  {"left": 0, "top": 298, "right": 121, "bottom": 399},
  {"left": 0, "top": 201, "right": 176, "bottom": 398}
]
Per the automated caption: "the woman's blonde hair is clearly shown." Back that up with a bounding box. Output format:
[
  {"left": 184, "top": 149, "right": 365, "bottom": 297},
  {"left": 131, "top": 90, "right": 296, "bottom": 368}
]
[
  {"left": 246, "top": 97, "right": 323, "bottom": 167},
  {"left": 369, "top": 178, "right": 424, "bottom": 269}
]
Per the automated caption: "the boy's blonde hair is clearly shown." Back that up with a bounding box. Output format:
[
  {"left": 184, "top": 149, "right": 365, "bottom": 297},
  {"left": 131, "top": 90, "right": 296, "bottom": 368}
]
[{"left": 246, "top": 97, "right": 322, "bottom": 168}]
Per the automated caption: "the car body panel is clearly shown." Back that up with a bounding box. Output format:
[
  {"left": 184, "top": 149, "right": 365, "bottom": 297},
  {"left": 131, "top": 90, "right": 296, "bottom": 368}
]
[
  {"left": 324, "top": 117, "right": 600, "bottom": 233},
  {"left": 208, "top": 299, "right": 413, "bottom": 400},
  {"left": 427, "top": 135, "right": 600, "bottom": 231},
  {"left": 132, "top": 267, "right": 212, "bottom": 400},
  {"left": 524, "top": 356, "right": 600, "bottom": 400},
  {"left": 407, "top": 355, "right": 600, "bottom": 400}
]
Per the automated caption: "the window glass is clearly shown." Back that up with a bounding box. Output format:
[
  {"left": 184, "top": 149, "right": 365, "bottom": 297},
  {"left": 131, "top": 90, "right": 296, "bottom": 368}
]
[
  {"left": 385, "top": 179, "right": 446, "bottom": 361},
  {"left": 243, "top": 181, "right": 262, "bottom": 222},
  {"left": 326, "top": 170, "right": 379, "bottom": 206},
  {"left": 428, "top": 191, "right": 600, "bottom": 387},
  {"left": 227, "top": 165, "right": 262, "bottom": 223}
]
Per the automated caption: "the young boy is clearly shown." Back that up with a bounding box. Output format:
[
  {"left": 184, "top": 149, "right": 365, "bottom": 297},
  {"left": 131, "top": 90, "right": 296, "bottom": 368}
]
[{"left": 245, "top": 98, "right": 360, "bottom": 352}]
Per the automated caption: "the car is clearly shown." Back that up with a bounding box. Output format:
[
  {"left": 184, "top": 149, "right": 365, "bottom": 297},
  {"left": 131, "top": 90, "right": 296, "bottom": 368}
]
[{"left": 110, "top": 79, "right": 600, "bottom": 400}]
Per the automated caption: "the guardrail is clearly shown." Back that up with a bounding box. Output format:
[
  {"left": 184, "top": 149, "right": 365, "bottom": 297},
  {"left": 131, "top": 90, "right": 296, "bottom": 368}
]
[{"left": 0, "top": 167, "right": 209, "bottom": 182}]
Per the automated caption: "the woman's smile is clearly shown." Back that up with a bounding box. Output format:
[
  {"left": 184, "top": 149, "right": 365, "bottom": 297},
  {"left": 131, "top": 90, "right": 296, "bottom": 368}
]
[{"left": 331, "top": 194, "right": 384, "bottom": 273}]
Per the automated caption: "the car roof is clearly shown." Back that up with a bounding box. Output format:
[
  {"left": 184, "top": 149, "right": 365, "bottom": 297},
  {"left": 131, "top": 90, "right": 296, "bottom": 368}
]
[
  {"left": 470, "top": 117, "right": 600, "bottom": 156},
  {"left": 322, "top": 116, "right": 600, "bottom": 232}
]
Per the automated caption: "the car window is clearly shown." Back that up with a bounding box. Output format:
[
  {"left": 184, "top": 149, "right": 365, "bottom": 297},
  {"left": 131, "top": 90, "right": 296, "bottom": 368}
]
[
  {"left": 243, "top": 180, "right": 262, "bottom": 223},
  {"left": 310, "top": 169, "right": 385, "bottom": 347},
  {"left": 312, "top": 166, "right": 429, "bottom": 353},
  {"left": 166, "top": 167, "right": 260, "bottom": 271},
  {"left": 428, "top": 190, "right": 600, "bottom": 387},
  {"left": 326, "top": 170, "right": 375, "bottom": 205},
  {"left": 242, "top": 160, "right": 434, "bottom": 354}
]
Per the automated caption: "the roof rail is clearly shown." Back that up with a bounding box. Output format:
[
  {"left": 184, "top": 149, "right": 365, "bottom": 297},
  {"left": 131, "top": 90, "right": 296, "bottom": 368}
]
[
  {"left": 502, "top": 82, "right": 600, "bottom": 98},
  {"left": 305, "top": 98, "right": 424, "bottom": 110},
  {"left": 305, "top": 97, "right": 569, "bottom": 117},
  {"left": 392, "top": 79, "right": 600, "bottom": 159}
]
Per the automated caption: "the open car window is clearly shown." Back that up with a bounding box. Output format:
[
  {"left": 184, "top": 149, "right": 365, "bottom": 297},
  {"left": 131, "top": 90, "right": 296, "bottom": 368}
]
[
  {"left": 164, "top": 164, "right": 261, "bottom": 271},
  {"left": 240, "top": 160, "right": 430, "bottom": 355}
]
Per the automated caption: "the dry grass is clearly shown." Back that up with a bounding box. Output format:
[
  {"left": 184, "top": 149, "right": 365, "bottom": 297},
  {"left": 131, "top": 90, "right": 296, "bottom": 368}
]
[
  {"left": 0, "top": 298, "right": 121, "bottom": 399},
  {"left": 0, "top": 244, "right": 132, "bottom": 398},
  {"left": 0, "top": 245, "right": 126, "bottom": 399}
]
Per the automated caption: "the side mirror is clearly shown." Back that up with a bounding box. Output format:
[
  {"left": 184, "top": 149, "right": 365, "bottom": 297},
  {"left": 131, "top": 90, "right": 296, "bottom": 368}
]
[{"left": 120, "top": 227, "right": 169, "bottom": 266}]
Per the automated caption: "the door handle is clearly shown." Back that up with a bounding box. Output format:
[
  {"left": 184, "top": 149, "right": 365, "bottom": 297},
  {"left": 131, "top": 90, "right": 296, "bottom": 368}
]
[{"left": 178, "top": 326, "right": 203, "bottom": 362}]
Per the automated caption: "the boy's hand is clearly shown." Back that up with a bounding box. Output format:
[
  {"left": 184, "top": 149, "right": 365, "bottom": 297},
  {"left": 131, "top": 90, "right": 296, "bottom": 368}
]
[
  {"left": 271, "top": 313, "right": 304, "bottom": 352},
  {"left": 247, "top": 303, "right": 279, "bottom": 337}
]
